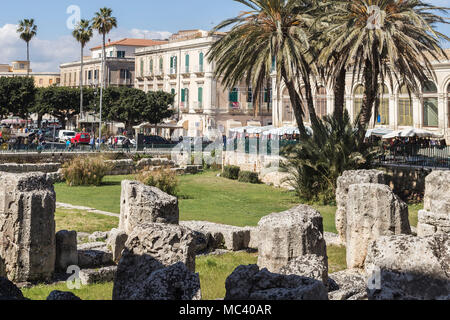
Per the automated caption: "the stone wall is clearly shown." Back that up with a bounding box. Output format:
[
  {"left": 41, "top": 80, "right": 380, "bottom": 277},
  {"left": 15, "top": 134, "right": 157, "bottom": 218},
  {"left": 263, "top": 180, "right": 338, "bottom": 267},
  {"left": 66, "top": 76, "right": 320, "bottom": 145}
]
[
  {"left": 223, "top": 151, "right": 283, "bottom": 174},
  {"left": 0, "top": 163, "right": 61, "bottom": 173}
]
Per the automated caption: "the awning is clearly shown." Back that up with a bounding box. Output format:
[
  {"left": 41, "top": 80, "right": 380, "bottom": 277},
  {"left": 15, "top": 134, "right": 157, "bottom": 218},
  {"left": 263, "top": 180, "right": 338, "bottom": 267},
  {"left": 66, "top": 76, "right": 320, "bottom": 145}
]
[
  {"left": 381, "top": 127, "right": 443, "bottom": 139},
  {"left": 365, "top": 128, "right": 394, "bottom": 138}
]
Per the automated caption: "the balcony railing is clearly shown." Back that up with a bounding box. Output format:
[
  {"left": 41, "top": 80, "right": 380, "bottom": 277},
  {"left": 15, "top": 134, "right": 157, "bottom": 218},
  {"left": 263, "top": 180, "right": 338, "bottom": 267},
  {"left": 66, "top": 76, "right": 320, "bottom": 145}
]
[
  {"left": 195, "top": 65, "right": 205, "bottom": 74},
  {"left": 193, "top": 101, "right": 203, "bottom": 112}
]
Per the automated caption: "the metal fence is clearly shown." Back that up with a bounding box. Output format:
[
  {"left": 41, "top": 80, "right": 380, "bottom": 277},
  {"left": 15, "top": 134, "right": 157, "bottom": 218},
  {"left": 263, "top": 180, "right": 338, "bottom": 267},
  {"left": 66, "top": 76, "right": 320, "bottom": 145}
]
[{"left": 376, "top": 145, "right": 450, "bottom": 169}]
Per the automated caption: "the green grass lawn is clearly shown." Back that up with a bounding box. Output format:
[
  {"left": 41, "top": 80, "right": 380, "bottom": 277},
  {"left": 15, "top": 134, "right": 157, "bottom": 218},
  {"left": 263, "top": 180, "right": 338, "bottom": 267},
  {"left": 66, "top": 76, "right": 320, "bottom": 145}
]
[
  {"left": 55, "top": 209, "right": 119, "bottom": 234},
  {"left": 55, "top": 171, "right": 300, "bottom": 228},
  {"left": 22, "top": 246, "right": 347, "bottom": 300}
]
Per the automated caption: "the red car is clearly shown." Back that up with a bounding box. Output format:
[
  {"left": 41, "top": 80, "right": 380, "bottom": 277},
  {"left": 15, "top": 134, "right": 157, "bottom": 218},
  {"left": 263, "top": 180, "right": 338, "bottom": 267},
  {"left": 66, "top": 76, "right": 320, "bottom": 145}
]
[{"left": 71, "top": 133, "right": 91, "bottom": 145}]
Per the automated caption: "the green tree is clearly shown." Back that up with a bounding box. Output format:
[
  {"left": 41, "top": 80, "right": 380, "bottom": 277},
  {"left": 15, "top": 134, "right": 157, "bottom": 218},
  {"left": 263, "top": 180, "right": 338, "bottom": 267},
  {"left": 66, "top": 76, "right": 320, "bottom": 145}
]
[
  {"left": 72, "top": 19, "right": 93, "bottom": 123},
  {"left": 208, "top": 0, "right": 321, "bottom": 138},
  {"left": 35, "top": 86, "right": 81, "bottom": 128},
  {"left": 144, "top": 91, "right": 175, "bottom": 126},
  {"left": 17, "top": 19, "right": 37, "bottom": 76},
  {"left": 0, "top": 77, "right": 36, "bottom": 119},
  {"left": 319, "top": 0, "right": 449, "bottom": 129},
  {"left": 92, "top": 7, "right": 117, "bottom": 140}
]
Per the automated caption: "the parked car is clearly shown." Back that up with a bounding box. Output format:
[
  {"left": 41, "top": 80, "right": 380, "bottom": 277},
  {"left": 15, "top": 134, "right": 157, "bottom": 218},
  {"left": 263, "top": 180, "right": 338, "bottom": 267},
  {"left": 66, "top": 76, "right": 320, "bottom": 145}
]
[
  {"left": 143, "top": 135, "right": 173, "bottom": 145},
  {"left": 71, "top": 133, "right": 91, "bottom": 146},
  {"left": 58, "top": 130, "right": 76, "bottom": 142}
]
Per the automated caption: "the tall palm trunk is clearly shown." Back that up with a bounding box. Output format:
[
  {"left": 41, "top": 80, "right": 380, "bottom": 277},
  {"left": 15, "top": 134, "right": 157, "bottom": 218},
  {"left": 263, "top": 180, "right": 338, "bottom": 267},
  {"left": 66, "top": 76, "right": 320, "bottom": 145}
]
[
  {"left": 360, "top": 45, "right": 380, "bottom": 129},
  {"left": 80, "top": 44, "right": 84, "bottom": 129},
  {"left": 26, "top": 41, "right": 30, "bottom": 76},
  {"left": 98, "top": 33, "right": 106, "bottom": 146},
  {"left": 280, "top": 65, "right": 308, "bottom": 139},
  {"left": 333, "top": 66, "right": 347, "bottom": 124}
]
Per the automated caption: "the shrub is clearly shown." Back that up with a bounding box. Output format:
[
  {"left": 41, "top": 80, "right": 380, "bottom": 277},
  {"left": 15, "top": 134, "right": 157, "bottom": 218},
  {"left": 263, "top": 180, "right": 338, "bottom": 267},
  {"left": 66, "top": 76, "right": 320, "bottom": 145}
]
[
  {"left": 221, "top": 165, "right": 240, "bottom": 180},
  {"left": 238, "top": 171, "right": 260, "bottom": 184},
  {"left": 135, "top": 167, "right": 179, "bottom": 196},
  {"left": 62, "top": 156, "right": 111, "bottom": 186}
]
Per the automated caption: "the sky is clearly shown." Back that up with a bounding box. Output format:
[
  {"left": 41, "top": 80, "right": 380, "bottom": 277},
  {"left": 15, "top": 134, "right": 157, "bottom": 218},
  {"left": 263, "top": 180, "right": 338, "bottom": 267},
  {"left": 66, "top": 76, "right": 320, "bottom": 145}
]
[{"left": 0, "top": 0, "right": 449, "bottom": 72}]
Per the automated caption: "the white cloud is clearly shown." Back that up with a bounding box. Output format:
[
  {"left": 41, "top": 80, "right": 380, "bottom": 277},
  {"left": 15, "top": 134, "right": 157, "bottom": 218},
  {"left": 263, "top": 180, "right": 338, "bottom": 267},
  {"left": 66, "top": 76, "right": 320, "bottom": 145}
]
[{"left": 0, "top": 24, "right": 172, "bottom": 72}]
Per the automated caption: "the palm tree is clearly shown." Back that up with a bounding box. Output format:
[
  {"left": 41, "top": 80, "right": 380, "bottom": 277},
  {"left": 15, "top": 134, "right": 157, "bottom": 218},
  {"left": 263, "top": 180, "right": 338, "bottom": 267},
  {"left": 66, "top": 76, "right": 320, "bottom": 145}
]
[
  {"left": 92, "top": 7, "right": 117, "bottom": 146},
  {"left": 72, "top": 19, "right": 93, "bottom": 127},
  {"left": 319, "top": 0, "right": 449, "bottom": 129},
  {"left": 207, "top": 0, "right": 321, "bottom": 139},
  {"left": 17, "top": 19, "right": 37, "bottom": 76}
]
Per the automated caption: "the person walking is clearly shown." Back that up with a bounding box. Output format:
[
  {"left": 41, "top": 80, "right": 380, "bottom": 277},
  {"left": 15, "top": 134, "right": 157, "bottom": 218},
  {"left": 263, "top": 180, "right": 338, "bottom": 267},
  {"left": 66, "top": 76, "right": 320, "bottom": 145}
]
[{"left": 89, "top": 136, "right": 95, "bottom": 151}]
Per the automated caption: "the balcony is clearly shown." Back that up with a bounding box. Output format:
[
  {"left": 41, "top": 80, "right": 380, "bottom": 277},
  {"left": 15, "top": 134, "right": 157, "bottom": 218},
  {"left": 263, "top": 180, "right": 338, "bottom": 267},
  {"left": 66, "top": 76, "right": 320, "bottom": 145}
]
[
  {"left": 193, "top": 101, "right": 203, "bottom": 113},
  {"left": 145, "top": 71, "right": 154, "bottom": 80},
  {"left": 195, "top": 65, "right": 205, "bottom": 76},
  {"left": 136, "top": 73, "right": 144, "bottom": 81},
  {"left": 155, "top": 70, "right": 164, "bottom": 79},
  {"left": 182, "top": 67, "right": 191, "bottom": 77},
  {"left": 169, "top": 68, "right": 177, "bottom": 79},
  {"left": 229, "top": 102, "right": 244, "bottom": 115},
  {"left": 180, "top": 102, "right": 189, "bottom": 113}
]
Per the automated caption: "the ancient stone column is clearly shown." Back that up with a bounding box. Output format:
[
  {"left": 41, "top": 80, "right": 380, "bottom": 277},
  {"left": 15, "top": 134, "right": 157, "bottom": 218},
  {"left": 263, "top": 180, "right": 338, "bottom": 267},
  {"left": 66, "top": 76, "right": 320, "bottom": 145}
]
[
  {"left": 119, "top": 180, "right": 179, "bottom": 234},
  {"left": 418, "top": 171, "right": 450, "bottom": 237},
  {"left": 0, "top": 173, "right": 56, "bottom": 282},
  {"left": 257, "top": 205, "right": 327, "bottom": 273},
  {"left": 112, "top": 223, "right": 197, "bottom": 300},
  {"left": 346, "top": 183, "right": 411, "bottom": 269},
  {"left": 335, "top": 170, "right": 385, "bottom": 244}
]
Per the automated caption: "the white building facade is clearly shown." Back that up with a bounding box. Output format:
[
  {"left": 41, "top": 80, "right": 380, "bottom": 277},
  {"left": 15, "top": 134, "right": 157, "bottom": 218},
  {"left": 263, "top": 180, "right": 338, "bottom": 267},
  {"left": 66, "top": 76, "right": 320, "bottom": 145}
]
[
  {"left": 135, "top": 30, "right": 273, "bottom": 138},
  {"left": 272, "top": 52, "right": 450, "bottom": 143}
]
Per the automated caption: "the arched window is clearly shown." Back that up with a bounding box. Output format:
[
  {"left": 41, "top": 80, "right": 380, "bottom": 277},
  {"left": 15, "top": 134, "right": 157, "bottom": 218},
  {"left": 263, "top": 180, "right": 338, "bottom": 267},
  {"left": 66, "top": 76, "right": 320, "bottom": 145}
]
[
  {"left": 353, "top": 85, "right": 364, "bottom": 121},
  {"left": 315, "top": 86, "right": 327, "bottom": 118},
  {"left": 185, "top": 54, "right": 190, "bottom": 73},
  {"left": 398, "top": 85, "right": 413, "bottom": 126},
  {"left": 159, "top": 57, "right": 164, "bottom": 72},
  {"left": 199, "top": 53, "right": 204, "bottom": 72},
  {"left": 149, "top": 59, "right": 153, "bottom": 74},
  {"left": 377, "top": 85, "right": 390, "bottom": 125},
  {"left": 140, "top": 59, "right": 144, "bottom": 76},
  {"left": 423, "top": 81, "right": 438, "bottom": 127}
]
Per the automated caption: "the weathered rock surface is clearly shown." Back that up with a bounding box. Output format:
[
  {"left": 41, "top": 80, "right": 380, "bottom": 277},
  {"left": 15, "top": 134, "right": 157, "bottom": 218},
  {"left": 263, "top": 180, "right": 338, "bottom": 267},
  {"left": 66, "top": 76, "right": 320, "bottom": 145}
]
[
  {"left": 346, "top": 183, "right": 411, "bottom": 269},
  {"left": 137, "top": 262, "right": 201, "bottom": 300},
  {"left": 119, "top": 180, "right": 179, "bottom": 234},
  {"left": 328, "top": 269, "right": 368, "bottom": 300},
  {"left": 107, "top": 229, "right": 128, "bottom": 263},
  {"left": 0, "top": 277, "right": 26, "bottom": 300},
  {"left": 55, "top": 230, "right": 78, "bottom": 271},
  {"left": 79, "top": 266, "right": 117, "bottom": 285},
  {"left": 225, "top": 265, "right": 328, "bottom": 300},
  {"left": 180, "top": 221, "right": 250, "bottom": 251},
  {"left": 365, "top": 234, "right": 450, "bottom": 300},
  {"left": 77, "top": 242, "right": 113, "bottom": 268},
  {"left": 0, "top": 173, "right": 56, "bottom": 282},
  {"left": 257, "top": 205, "right": 327, "bottom": 273},
  {"left": 260, "top": 171, "right": 294, "bottom": 190},
  {"left": 279, "top": 254, "right": 328, "bottom": 286},
  {"left": 336, "top": 170, "right": 385, "bottom": 244},
  {"left": 46, "top": 290, "right": 81, "bottom": 301},
  {"left": 112, "top": 223, "right": 196, "bottom": 300},
  {"left": 418, "top": 171, "right": 450, "bottom": 237},
  {"left": 244, "top": 226, "right": 259, "bottom": 250},
  {"left": 88, "top": 231, "right": 109, "bottom": 242}
]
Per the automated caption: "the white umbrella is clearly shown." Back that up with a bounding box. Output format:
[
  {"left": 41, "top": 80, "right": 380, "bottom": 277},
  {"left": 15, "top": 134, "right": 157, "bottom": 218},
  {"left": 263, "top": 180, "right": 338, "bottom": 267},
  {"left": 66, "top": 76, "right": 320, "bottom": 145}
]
[
  {"left": 381, "top": 131, "right": 401, "bottom": 139},
  {"left": 399, "top": 127, "right": 441, "bottom": 138},
  {"left": 366, "top": 128, "right": 394, "bottom": 138}
]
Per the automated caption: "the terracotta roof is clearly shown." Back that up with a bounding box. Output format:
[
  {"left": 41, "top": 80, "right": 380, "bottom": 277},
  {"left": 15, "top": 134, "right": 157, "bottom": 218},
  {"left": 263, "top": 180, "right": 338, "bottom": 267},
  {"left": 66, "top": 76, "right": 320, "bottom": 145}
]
[{"left": 90, "top": 38, "right": 168, "bottom": 51}]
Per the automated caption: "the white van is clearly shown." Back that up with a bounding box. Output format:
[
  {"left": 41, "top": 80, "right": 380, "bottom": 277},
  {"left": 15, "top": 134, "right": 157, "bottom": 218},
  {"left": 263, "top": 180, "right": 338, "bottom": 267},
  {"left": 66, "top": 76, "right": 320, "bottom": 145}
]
[{"left": 58, "top": 130, "right": 76, "bottom": 142}]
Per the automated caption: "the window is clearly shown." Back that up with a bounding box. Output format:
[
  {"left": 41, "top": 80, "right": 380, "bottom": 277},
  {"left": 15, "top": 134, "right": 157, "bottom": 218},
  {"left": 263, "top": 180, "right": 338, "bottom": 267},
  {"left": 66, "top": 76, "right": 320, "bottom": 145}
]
[
  {"left": 315, "top": 86, "right": 327, "bottom": 118},
  {"left": 159, "top": 57, "right": 164, "bottom": 72},
  {"left": 49, "top": 79, "right": 53, "bottom": 85},
  {"left": 109, "top": 51, "right": 113, "bottom": 57},
  {"left": 149, "top": 59, "right": 153, "bottom": 74},
  {"left": 170, "top": 56, "right": 177, "bottom": 74},
  {"left": 140, "top": 59, "right": 144, "bottom": 76},
  {"left": 398, "top": 85, "right": 413, "bottom": 126},
  {"left": 39, "top": 78, "right": 43, "bottom": 85},
  {"left": 199, "top": 53, "right": 204, "bottom": 72},
  {"left": 229, "top": 88, "right": 239, "bottom": 108},
  {"left": 88, "top": 70, "right": 92, "bottom": 80},
  {"left": 353, "top": 85, "right": 364, "bottom": 121},
  {"left": 198, "top": 87, "right": 203, "bottom": 108},
  {"left": 423, "top": 81, "right": 438, "bottom": 127},
  {"left": 120, "top": 69, "right": 129, "bottom": 79},
  {"left": 117, "top": 51, "right": 125, "bottom": 58},
  {"left": 377, "top": 85, "right": 390, "bottom": 125},
  {"left": 185, "top": 54, "right": 190, "bottom": 73}
]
